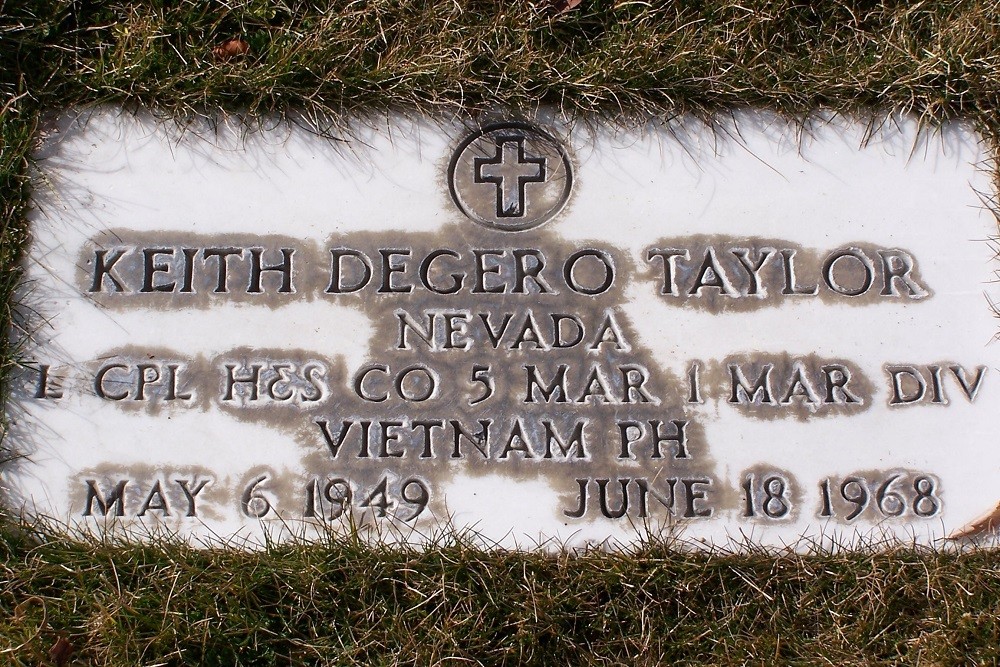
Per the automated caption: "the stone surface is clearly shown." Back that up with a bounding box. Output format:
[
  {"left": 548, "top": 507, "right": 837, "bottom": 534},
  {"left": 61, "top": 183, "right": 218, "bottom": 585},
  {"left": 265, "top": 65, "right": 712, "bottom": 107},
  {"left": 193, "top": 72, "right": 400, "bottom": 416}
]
[{"left": 7, "top": 108, "right": 999, "bottom": 548}]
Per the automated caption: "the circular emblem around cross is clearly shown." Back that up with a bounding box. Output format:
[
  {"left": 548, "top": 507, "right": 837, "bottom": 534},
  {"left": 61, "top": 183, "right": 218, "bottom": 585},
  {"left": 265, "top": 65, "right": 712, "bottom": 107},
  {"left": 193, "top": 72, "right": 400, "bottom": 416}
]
[{"left": 448, "top": 122, "right": 573, "bottom": 231}]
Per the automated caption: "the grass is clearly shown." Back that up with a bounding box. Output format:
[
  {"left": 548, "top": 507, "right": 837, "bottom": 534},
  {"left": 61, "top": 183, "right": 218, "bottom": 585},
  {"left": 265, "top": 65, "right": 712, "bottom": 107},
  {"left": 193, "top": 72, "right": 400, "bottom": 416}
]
[
  {"left": 4, "top": 526, "right": 1000, "bottom": 666},
  {"left": 3, "top": 0, "right": 1000, "bottom": 664}
]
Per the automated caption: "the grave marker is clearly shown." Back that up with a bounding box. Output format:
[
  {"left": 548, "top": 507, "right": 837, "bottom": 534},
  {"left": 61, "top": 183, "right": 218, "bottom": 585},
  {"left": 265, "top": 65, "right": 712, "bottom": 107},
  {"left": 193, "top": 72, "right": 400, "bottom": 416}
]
[{"left": 10, "top": 109, "right": 998, "bottom": 547}]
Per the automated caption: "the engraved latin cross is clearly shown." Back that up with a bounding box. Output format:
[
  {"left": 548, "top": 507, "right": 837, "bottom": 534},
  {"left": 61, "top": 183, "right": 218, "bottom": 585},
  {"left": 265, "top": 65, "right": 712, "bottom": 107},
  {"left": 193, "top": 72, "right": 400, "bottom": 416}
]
[{"left": 474, "top": 135, "right": 546, "bottom": 218}]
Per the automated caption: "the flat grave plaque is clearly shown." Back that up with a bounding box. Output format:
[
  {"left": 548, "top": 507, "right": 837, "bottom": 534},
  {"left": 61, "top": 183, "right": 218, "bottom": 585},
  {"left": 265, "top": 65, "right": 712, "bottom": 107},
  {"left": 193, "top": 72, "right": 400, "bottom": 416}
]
[{"left": 9, "top": 109, "right": 1000, "bottom": 548}]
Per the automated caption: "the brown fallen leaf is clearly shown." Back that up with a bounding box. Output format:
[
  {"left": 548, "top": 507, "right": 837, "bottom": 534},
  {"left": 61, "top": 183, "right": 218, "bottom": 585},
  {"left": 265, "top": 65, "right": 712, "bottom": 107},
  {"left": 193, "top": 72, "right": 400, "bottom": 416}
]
[
  {"left": 49, "top": 635, "right": 74, "bottom": 667},
  {"left": 212, "top": 38, "right": 250, "bottom": 62},
  {"left": 552, "top": 0, "right": 582, "bottom": 13},
  {"left": 12, "top": 597, "right": 35, "bottom": 623},
  {"left": 948, "top": 500, "right": 1000, "bottom": 539}
]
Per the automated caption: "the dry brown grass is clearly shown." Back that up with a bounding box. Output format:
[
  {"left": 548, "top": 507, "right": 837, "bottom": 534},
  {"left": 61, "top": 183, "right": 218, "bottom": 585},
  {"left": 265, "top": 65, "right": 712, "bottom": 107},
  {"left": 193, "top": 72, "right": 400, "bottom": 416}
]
[{"left": 3, "top": 528, "right": 1000, "bottom": 666}]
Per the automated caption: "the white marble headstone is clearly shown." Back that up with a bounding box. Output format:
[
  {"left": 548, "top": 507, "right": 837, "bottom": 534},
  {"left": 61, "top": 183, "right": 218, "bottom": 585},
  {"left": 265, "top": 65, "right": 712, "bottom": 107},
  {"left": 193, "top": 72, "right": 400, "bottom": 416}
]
[{"left": 9, "top": 108, "right": 999, "bottom": 548}]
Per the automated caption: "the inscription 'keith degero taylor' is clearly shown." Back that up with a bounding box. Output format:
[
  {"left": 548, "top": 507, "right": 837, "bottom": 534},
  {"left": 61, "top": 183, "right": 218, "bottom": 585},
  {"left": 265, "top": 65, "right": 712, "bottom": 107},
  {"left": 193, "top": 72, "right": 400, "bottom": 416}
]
[{"left": 84, "top": 240, "right": 930, "bottom": 304}]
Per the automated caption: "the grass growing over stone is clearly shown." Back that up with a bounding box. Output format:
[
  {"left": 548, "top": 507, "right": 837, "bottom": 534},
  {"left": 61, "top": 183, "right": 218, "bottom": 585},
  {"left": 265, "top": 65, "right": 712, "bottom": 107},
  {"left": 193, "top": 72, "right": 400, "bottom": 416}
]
[{"left": 3, "top": 0, "right": 1000, "bottom": 664}]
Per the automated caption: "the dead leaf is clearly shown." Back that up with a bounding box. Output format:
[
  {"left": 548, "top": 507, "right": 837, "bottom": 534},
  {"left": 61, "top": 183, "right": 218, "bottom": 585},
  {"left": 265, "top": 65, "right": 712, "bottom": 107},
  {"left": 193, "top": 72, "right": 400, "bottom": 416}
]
[
  {"left": 212, "top": 38, "right": 250, "bottom": 62},
  {"left": 12, "top": 598, "right": 32, "bottom": 623},
  {"left": 948, "top": 500, "right": 1000, "bottom": 539},
  {"left": 552, "top": 0, "right": 582, "bottom": 13},
  {"left": 49, "top": 635, "right": 74, "bottom": 667}
]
